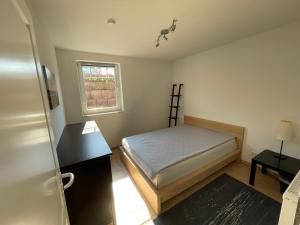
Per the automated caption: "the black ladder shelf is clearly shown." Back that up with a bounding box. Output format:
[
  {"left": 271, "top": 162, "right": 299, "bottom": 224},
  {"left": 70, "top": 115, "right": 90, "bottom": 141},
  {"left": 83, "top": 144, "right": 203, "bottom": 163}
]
[{"left": 168, "top": 83, "right": 184, "bottom": 127}]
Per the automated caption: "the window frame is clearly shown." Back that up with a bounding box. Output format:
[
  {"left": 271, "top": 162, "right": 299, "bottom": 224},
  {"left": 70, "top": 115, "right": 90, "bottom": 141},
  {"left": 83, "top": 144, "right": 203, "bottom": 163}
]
[{"left": 76, "top": 60, "right": 124, "bottom": 116}]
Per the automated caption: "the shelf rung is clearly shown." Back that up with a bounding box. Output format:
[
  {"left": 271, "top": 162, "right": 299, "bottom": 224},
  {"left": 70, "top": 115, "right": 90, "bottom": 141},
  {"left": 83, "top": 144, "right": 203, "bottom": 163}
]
[{"left": 168, "top": 116, "right": 177, "bottom": 120}]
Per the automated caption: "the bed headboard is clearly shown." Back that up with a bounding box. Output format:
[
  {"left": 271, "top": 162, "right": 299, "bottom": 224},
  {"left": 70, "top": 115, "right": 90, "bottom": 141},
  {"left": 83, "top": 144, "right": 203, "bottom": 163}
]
[{"left": 184, "top": 115, "right": 245, "bottom": 150}]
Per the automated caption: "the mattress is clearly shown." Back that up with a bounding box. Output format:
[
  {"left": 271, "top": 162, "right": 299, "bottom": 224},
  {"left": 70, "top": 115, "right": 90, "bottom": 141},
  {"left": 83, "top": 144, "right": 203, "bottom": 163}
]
[
  {"left": 151, "top": 139, "right": 236, "bottom": 188},
  {"left": 122, "top": 125, "right": 237, "bottom": 187}
]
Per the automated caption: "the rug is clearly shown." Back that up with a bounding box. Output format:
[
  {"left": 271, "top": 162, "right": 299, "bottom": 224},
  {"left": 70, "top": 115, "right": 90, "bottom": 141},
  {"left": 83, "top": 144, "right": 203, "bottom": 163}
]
[{"left": 154, "top": 174, "right": 281, "bottom": 225}]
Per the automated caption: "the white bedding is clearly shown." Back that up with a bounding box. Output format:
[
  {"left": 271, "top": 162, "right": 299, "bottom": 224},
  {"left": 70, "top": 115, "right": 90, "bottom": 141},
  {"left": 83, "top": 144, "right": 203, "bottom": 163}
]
[{"left": 122, "top": 125, "right": 236, "bottom": 182}]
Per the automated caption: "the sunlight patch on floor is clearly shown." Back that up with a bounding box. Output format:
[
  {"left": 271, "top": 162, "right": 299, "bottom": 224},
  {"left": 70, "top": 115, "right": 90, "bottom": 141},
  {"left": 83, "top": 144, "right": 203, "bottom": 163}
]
[{"left": 112, "top": 176, "right": 153, "bottom": 225}]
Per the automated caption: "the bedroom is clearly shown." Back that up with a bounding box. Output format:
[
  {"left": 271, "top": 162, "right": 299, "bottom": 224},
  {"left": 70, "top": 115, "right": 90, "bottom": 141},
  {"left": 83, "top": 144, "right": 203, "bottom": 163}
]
[{"left": 0, "top": 0, "right": 300, "bottom": 225}]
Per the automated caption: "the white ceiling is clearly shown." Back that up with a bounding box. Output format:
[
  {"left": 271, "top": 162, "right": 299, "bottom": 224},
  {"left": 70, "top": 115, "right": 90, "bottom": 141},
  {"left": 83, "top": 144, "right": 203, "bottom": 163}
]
[{"left": 29, "top": 0, "right": 300, "bottom": 60}]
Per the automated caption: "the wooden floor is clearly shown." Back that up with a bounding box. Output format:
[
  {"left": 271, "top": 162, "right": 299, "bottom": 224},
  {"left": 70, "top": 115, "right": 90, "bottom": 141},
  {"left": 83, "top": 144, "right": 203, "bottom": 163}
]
[{"left": 110, "top": 148, "right": 282, "bottom": 225}]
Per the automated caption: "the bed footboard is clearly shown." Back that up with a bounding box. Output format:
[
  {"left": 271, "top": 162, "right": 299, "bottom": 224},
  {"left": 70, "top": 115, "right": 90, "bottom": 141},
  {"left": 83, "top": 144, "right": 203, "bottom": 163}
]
[{"left": 120, "top": 147, "right": 241, "bottom": 215}]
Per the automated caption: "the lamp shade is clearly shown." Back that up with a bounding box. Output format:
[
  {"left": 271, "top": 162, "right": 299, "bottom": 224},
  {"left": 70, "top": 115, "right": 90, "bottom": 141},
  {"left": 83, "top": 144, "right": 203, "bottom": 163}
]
[{"left": 276, "top": 120, "right": 293, "bottom": 141}]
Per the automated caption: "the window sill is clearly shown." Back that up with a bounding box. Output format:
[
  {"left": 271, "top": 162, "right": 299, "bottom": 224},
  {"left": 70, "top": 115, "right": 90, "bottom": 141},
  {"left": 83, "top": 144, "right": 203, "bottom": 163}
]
[{"left": 82, "top": 110, "right": 124, "bottom": 117}]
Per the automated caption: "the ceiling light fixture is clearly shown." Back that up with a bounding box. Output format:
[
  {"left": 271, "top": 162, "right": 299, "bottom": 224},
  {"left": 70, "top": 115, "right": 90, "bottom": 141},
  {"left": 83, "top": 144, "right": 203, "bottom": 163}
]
[
  {"left": 155, "top": 18, "right": 178, "bottom": 48},
  {"left": 107, "top": 18, "right": 116, "bottom": 25}
]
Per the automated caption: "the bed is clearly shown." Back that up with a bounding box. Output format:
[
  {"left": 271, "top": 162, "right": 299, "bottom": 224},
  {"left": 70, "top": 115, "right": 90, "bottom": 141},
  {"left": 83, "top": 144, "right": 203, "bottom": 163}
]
[{"left": 120, "top": 116, "right": 244, "bottom": 215}]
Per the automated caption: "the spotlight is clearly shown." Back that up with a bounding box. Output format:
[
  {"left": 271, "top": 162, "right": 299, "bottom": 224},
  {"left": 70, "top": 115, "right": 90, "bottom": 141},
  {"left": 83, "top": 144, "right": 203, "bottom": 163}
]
[{"left": 155, "top": 18, "right": 178, "bottom": 47}]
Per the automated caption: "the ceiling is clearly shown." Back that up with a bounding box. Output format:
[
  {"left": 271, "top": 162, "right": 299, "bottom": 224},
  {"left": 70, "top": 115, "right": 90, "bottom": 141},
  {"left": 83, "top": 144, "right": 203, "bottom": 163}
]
[{"left": 29, "top": 0, "right": 300, "bottom": 60}]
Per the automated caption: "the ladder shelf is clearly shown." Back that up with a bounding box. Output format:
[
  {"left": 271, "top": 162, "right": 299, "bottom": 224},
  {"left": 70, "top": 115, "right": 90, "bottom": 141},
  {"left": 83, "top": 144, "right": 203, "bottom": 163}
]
[{"left": 168, "top": 83, "right": 183, "bottom": 127}]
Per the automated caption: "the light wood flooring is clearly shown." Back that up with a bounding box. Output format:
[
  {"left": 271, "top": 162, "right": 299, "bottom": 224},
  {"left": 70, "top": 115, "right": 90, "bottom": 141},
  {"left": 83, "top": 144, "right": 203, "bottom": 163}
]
[{"left": 110, "top": 148, "right": 282, "bottom": 225}]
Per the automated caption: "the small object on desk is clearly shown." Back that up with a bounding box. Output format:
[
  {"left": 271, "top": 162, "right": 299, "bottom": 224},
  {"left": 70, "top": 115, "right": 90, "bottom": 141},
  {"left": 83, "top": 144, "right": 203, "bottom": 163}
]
[
  {"left": 57, "top": 121, "right": 113, "bottom": 225},
  {"left": 249, "top": 149, "right": 300, "bottom": 194},
  {"left": 274, "top": 120, "right": 293, "bottom": 160}
]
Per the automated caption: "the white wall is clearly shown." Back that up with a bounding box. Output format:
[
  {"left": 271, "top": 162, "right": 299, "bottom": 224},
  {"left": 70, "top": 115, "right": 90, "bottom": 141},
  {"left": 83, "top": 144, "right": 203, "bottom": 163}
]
[
  {"left": 56, "top": 48, "right": 172, "bottom": 147},
  {"left": 27, "top": 5, "right": 66, "bottom": 146},
  {"left": 173, "top": 21, "right": 300, "bottom": 161}
]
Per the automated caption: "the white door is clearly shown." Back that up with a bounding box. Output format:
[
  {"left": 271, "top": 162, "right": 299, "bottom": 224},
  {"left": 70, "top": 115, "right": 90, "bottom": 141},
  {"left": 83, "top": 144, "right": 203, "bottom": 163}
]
[{"left": 0, "top": 1, "right": 69, "bottom": 225}]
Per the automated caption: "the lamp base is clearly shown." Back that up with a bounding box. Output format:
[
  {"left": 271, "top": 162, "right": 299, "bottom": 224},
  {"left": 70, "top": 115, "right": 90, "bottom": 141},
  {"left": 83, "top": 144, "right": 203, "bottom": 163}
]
[
  {"left": 273, "top": 140, "right": 287, "bottom": 160},
  {"left": 273, "top": 154, "right": 287, "bottom": 160}
]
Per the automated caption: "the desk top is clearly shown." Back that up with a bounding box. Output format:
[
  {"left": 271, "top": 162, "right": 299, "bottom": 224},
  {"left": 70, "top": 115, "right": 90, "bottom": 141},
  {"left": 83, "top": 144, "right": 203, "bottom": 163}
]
[
  {"left": 253, "top": 150, "right": 300, "bottom": 177},
  {"left": 57, "top": 121, "right": 112, "bottom": 168}
]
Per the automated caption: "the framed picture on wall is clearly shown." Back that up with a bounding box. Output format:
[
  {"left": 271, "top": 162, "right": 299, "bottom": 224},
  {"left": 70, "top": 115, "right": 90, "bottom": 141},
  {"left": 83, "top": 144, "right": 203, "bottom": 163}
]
[{"left": 41, "top": 65, "right": 60, "bottom": 110}]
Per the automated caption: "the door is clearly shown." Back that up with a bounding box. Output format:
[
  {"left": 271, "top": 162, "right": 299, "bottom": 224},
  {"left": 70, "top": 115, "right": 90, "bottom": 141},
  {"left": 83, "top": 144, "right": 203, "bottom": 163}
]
[{"left": 0, "top": 1, "right": 69, "bottom": 224}]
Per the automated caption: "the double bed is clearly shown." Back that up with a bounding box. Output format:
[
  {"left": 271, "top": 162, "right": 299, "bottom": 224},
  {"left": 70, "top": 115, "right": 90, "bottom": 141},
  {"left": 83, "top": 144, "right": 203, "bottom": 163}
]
[{"left": 120, "top": 116, "right": 244, "bottom": 215}]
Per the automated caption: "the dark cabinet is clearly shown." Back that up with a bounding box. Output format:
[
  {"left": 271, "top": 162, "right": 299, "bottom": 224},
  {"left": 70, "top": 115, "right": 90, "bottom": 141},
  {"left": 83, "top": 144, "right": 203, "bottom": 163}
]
[{"left": 57, "top": 121, "right": 113, "bottom": 225}]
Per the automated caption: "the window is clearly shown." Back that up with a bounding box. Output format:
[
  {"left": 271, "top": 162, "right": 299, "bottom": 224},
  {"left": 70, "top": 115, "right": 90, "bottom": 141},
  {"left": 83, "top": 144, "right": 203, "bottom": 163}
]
[{"left": 77, "top": 61, "right": 124, "bottom": 115}]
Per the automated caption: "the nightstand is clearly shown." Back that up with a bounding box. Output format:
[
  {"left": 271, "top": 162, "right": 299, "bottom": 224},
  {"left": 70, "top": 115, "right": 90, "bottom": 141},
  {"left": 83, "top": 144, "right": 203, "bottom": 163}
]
[{"left": 249, "top": 149, "right": 300, "bottom": 193}]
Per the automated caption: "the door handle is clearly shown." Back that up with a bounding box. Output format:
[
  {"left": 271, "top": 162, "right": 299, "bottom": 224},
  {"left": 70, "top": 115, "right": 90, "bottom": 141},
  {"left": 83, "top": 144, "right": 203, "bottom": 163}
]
[{"left": 61, "top": 172, "right": 75, "bottom": 190}]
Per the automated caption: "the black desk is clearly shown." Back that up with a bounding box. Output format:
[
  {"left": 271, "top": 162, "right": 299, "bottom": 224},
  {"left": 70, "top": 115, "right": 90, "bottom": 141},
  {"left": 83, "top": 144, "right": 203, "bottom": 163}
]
[
  {"left": 249, "top": 150, "right": 300, "bottom": 189},
  {"left": 57, "top": 121, "right": 113, "bottom": 225}
]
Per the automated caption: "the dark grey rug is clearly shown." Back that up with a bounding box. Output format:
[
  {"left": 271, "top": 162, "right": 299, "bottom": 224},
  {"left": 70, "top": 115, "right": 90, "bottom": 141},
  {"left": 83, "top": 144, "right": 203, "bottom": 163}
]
[{"left": 154, "top": 174, "right": 281, "bottom": 225}]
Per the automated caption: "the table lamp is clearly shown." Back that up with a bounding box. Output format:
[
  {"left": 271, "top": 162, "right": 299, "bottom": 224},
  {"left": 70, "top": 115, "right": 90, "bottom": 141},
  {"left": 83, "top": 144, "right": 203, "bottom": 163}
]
[{"left": 275, "top": 120, "right": 293, "bottom": 160}]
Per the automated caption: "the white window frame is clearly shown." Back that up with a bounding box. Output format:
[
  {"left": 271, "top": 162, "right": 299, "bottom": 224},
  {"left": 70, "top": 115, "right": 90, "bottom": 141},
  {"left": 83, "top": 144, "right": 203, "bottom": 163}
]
[{"left": 76, "top": 60, "right": 124, "bottom": 116}]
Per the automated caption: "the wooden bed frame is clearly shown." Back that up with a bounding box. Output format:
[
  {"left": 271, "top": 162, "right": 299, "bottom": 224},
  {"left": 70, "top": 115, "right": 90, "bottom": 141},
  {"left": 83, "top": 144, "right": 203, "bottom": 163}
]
[{"left": 120, "top": 115, "right": 245, "bottom": 215}]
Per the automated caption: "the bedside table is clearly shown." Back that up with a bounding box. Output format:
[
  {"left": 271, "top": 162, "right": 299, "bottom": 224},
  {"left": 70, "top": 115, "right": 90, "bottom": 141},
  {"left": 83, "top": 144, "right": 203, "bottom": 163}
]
[{"left": 249, "top": 150, "right": 300, "bottom": 192}]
